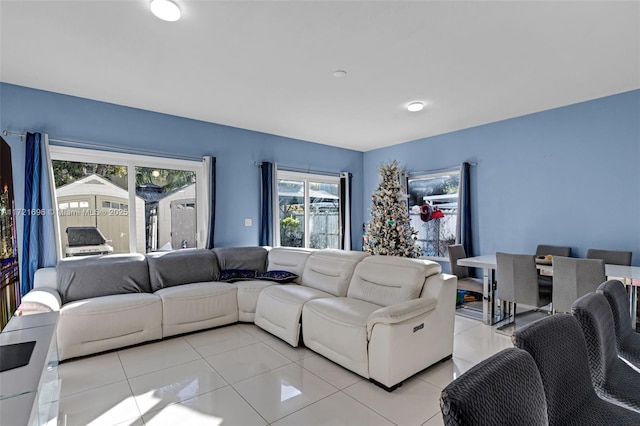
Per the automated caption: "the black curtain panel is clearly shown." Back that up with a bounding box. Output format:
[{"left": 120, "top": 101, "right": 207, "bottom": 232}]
[
  {"left": 260, "top": 162, "right": 274, "bottom": 246},
  {"left": 339, "top": 172, "right": 352, "bottom": 250},
  {"left": 204, "top": 156, "right": 216, "bottom": 249},
  {"left": 457, "top": 162, "right": 473, "bottom": 256}
]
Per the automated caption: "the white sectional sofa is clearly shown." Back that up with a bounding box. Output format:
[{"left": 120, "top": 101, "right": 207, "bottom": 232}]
[{"left": 21, "top": 246, "right": 456, "bottom": 391}]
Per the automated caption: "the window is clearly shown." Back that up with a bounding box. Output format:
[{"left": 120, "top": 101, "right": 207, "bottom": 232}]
[
  {"left": 50, "top": 146, "right": 204, "bottom": 256},
  {"left": 277, "top": 171, "right": 340, "bottom": 249},
  {"left": 407, "top": 170, "right": 460, "bottom": 258}
]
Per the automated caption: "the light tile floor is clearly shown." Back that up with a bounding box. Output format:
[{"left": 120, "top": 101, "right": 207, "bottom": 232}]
[{"left": 56, "top": 315, "right": 512, "bottom": 426}]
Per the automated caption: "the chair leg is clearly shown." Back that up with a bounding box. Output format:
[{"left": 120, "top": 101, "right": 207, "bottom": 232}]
[{"left": 497, "top": 303, "right": 516, "bottom": 330}]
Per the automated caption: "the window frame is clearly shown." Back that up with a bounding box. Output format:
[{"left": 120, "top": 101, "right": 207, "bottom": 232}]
[
  {"left": 49, "top": 145, "right": 206, "bottom": 254},
  {"left": 407, "top": 168, "right": 461, "bottom": 260},
  {"left": 276, "top": 170, "right": 341, "bottom": 249}
]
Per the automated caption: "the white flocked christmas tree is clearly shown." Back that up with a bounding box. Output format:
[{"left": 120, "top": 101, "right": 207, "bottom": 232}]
[{"left": 364, "top": 160, "right": 421, "bottom": 258}]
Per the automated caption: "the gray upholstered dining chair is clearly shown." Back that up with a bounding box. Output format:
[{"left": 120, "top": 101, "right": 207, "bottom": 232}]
[
  {"left": 535, "top": 245, "right": 572, "bottom": 300},
  {"left": 587, "top": 248, "right": 632, "bottom": 266},
  {"left": 440, "top": 348, "right": 549, "bottom": 426},
  {"left": 496, "top": 252, "right": 551, "bottom": 328},
  {"left": 571, "top": 292, "right": 640, "bottom": 413},
  {"left": 551, "top": 256, "right": 605, "bottom": 313},
  {"left": 513, "top": 314, "right": 640, "bottom": 425},
  {"left": 597, "top": 280, "right": 640, "bottom": 370},
  {"left": 447, "top": 244, "right": 483, "bottom": 294},
  {"left": 535, "top": 245, "right": 572, "bottom": 258}
]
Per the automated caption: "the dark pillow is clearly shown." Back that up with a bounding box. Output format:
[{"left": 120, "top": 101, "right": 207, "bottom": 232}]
[
  {"left": 218, "top": 269, "right": 256, "bottom": 282},
  {"left": 256, "top": 270, "right": 299, "bottom": 283}
]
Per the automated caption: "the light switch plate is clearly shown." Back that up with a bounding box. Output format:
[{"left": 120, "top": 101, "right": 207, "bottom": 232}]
[{"left": 244, "top": 218, "right": 252, "bottom": 227}]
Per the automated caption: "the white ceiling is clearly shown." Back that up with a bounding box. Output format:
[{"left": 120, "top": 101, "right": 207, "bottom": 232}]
[{"left": 1, "top": 1, "right": 639, "bottom": 152}]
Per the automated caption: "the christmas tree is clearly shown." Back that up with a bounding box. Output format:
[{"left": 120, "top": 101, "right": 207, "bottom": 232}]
[{"left": 364, "top": 160, "right": 421, "bottom": 257}]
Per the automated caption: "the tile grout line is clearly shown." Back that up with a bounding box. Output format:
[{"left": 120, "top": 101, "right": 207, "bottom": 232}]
[
  {"left": 266, "top": 389, "right": 351, "bottom": 425},
  {"left": 119, "top": 332, "right": 234, "bottom": 424},
  {"left": 225, "top": 380, "right": 274, "bottom": 426},
  {"left": 183, "top": 326, "right": 264, "bottom": 358},
  {"left": 119, "top": 336, "right": 204, "bottom": 379},
  {"left": 118, "top": 350, "right": 146, "bottom": 423},
  {"left": 57, "top": 349, "right": 137, "bottom": 398},
  {"left": 287, "top": 355, "right": 400, "bottom": 425}
]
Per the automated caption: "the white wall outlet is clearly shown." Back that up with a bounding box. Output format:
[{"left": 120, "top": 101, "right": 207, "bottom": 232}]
[{"left": 244, "top": 218, "right": 252, "bottom": 227}]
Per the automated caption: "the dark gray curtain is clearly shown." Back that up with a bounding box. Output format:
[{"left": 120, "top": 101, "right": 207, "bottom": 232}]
[
  {"left": 260, "top": 162, "right": 274, "bottom": 246},
  {"left": 339, "top": 172, "right": 352, "bottom": 250},
  {"left": 204, "top": 156, "right": 216, "bottom": 249},
  {"left": 456, "top": 162, "right": 473, "bottom": 256}
]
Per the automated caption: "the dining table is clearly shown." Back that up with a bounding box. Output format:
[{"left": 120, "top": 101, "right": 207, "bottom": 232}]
[{"left": 457, "top": 254, "right": 640, "bottom": 327}]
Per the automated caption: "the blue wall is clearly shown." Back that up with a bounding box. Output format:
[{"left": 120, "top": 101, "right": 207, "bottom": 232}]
[
  {"left": 364, "top": 90, "right": 640, "bottom": 265},
  {"left": 3, "top": 83, "right": 638, "bottom": 263},
  {"left": 0, "top": 83, "right": 364, "bottom": 249}
]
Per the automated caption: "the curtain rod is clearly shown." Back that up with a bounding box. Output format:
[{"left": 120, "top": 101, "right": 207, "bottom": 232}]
[
  {"left": 2, "top": 130, "right": 203, "bottom": 162},
  {"left": 254, "top": 161, "right": 345, "bottom": 177},
  {"left": 409, "top": 161, "right": 477, "bottom": 177}
]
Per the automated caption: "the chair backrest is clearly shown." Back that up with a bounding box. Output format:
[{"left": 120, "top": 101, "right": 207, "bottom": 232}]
[
  {"left": 447, "top": 244, "right": 469, "bottom": 279},
  {"left": 496, "top": 252, "right": 540, "bottom": 306},
  {"left": 587, "top": 249, "right": 632, "bottom": 266},
  {"left": 535, "top": 244, "right": 571, "bottom": 258},
  {"left": 552, "top": 257, "right": 606, "bottom": 313},
  {"left": 597, "top": 280, "right": 635, "bottom": 347},
  {"left": 513, "top": 314, "right": 601, "bottom": 425},
  {"left": 571, "top": 292, "right": 623, "bottom": 388},
  {"left": 440, "top": 348, "right": 549, "bottom": 426}
]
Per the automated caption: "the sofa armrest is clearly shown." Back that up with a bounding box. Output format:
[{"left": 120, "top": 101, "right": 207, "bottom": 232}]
[
  {"left": 34, "top": 267, "right": 58, "bottom": 290},
  {"left": 18, "top": 288, "right": 62, "bottom": 313},
  {"left": 366, "top": 297, "right": 438, "bottom": 339}
]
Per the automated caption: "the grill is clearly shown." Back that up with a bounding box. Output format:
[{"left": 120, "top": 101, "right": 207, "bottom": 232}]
[{"left": 65, "top": 227, "right": 113, "bottom": 257}]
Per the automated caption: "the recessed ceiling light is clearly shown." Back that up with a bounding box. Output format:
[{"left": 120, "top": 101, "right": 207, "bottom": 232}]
[
  {"left": 407, "top": 102, "right": 424, "bottom": 112},
  {"left": 150, "top": 0, "right": 181, "bottom": 22},
  {"left": 333, "top": 70, "right": 347, "bottom": 78}
]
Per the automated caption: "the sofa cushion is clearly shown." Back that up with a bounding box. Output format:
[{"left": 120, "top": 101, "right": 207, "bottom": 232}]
[
  {"left": 58, "top": 293, "right": 162, "bottom": 360},
  {"left": 155, "top": 282, "right": 238, "bottom": 338},
  {"left": 346, "top": 256, "right": 438, "bottom": 306},
  {"left": 57, "top": 254, "right": 151, "bottom": 304},
  {"left": 300, "top": 250, "right": 369, "bottom": 296},
  {"left": 213, "top": 246, "right": 269, "bottom": 273},
  {"left": 147, "top": 249, "right": 219, "bottom": 291},
  {"left": 304, "top": 296, "right": 381, "bottom": 327},
  {"left": 302, "top": 297, "right": 381, "bottom": 377},
  {"left": 236, "top": 280, "right": 276, "bottom": 322},
  {"left": 254, "top": 284, "right": 333, "bottom": 346}
]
